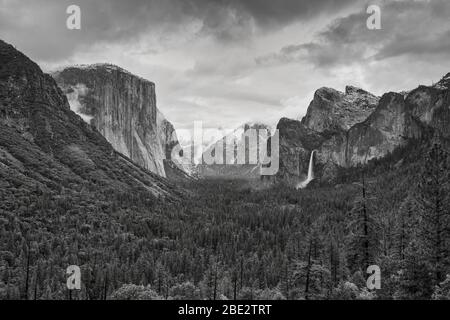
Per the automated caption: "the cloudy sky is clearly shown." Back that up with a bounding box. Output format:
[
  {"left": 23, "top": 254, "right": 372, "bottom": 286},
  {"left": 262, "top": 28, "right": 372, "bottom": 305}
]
[{"left": 1, "top": 0, "right": 450, "bottom": 140}]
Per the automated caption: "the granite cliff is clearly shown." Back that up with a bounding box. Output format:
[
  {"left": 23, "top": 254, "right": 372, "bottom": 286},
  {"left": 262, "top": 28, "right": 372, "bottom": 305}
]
[
  {"left": 275, "top": 118, "right": 326, "bottom": 183},
  {"left": 0, "top": 39, "right": 176, "bottom": 198},
  {"left": 301, "top": 86, "right": 379, "bottom": 133},
  {"left": 276, "top": 75, "right": 450, "bottom": 185},
  {"left": 52, "top": 65, "right": 186, "bottom": 178}
]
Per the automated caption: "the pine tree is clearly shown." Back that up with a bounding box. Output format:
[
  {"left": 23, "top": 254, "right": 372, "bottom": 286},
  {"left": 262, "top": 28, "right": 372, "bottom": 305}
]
[
  {"left": 416, "top": 140, "right": 450, "bottom": 284},
  {"left": 346, "top": 171, "right": 380, "bottom": 272},
  {"left": 395, "top": 195, "right": 418, "bottom": 260},
  {"left": 395, "top": 238, "right": 434, "bottom": 299}
]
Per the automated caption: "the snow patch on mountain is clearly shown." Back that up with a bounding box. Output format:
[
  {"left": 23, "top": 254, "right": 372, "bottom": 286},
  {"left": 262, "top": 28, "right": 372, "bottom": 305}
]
[{"left": 65, "top": 83, "right": 93, "bottom": 124}]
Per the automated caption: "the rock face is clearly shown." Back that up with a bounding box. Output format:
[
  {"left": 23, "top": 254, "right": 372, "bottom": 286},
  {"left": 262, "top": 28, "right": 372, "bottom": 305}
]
[
  {"left": 317, "top": 92, "right": 423, "bottom": 168},
  {"left": 276, "top": 118, "right": 326, "bottom": 183},
  {"left": 276, "top": 86, "right": 378, "bottom": 184},
  {"left": 344, "top": 92, "right": 423, "bottom": 164},
  {"left": 52, "top": 64, "right": 185, "bottom": 178},
  {"left": 302, "top": 86, "right": 379, "bottom": 133},
  {"left": 0, "top": 39, "right": 176, "bottom": 197},
  {"left": 276, "top": 74, "right": 450, "bottom": 185},
  {"left": 406, "top": 74, "right": 450, "bottom": 138}
]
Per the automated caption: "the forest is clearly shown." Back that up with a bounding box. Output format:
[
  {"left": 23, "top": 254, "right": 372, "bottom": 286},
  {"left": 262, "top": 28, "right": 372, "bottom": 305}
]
[{"left": 0, "top": 134, "right": 449, "bottom": 300}]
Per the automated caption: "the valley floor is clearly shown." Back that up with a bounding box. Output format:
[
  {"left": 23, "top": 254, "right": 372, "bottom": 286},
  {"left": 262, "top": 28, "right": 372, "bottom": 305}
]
[{"left": 1, "top": 138, "right": 450, "bottom": 300}]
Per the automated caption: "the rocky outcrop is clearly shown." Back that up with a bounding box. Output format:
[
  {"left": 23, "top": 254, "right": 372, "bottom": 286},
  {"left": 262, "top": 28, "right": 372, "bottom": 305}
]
[
  {"left": 53, "top": 64, "right": 186, "bottom": 178},
  {"left": 276, "top": 118, "right": 326, "bottom": 183},
  {"left": 302, "top": 86, "right": 379, "bottom": 133},
  {"left": 156, "top": 110, "right": 192, "bottom": 179},
  {"left": 276, "top": 74, "right": 450, "bottom": 185},
  {"left": 316, "top": 92, "right": 423, "bottom": 168},
  {"left": 344, "top": 92, "right": 423, "bottom": 165},
  {"left": 405, "top": 74, "right": 450, "bottom": 138},
  {"left": 0, "top": 39, "right": 176, "bottom": 197}
]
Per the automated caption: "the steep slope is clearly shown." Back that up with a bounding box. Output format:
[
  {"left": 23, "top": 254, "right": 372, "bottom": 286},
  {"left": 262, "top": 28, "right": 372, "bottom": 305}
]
[
  {"left": 343, "top": 92, "right": 423, "bottom": 165},
  {"left": 0, "top": 39, "right": 176, "bottom": 198},
  {"left": 156, "top": 110, "right": 193, "bottom": 180},
  {"left": 405, "top": 74, "right": 450, "bottom": 138},
  {"left": 52, "top": 64, "right": 186, "bottom": 178}
]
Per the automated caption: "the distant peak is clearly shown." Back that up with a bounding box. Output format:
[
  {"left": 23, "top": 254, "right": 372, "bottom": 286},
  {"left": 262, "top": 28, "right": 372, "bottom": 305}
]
[
  {"left": 57, "top": 63, "right": 128, "bottom": 74},
  {"left": 439, "top": 72, "right": 450, "bottom": 83},
  {"left": 314, "top": 87, "right": 343, "bottom": 102},
  {"left": 345, "top": 85, "right": 370, "bottom": 96},
  {"left": 0, "top": 39, "right": 41, "bottom": 73},
  {"left": 242, "top": 122, "right": 270, "bottom": 130},
  {"left": 433, "top": 72, "right": 450, "bottom": 89},
  {"left": 314, "top": 86, "right": 374, "bottom": 99},
  {"left": 54, "top": 63, "right": 153, "bottom": 84},
  {"left": 315, "top": 87, "right": 340, "bottom": 94}
]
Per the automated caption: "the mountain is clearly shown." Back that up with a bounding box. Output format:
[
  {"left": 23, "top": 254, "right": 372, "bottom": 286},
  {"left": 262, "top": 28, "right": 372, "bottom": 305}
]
[
  {"left": 275, "top": 118, "right": 327, "bottom": 184},
  {"left": 407, "top": 74, "right": 450, "bottom": 137},
  {"left": 301, "top": 86, "right": 379, "bottom": 133},
  {"left": 0, "top": 39, "right": 177, "bottom": 199},
  {"left": 198, "top": 122, "right": 271, "bottom": 179},
  {"left": 275, "top": 75, "right": 450, "bottom": 185},
  {"left": 52, "top": 64, "right": 187, "bottom": 179},
  {"left": 318, "top": 92, "right": 423, "bottom": 169}
]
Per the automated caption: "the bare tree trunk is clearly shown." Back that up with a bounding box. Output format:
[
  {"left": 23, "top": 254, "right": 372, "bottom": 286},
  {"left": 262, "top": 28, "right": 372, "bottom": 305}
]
[
  {"left": 240, "top": 258, "right": 243, "bottom": 291},
  {"left": 103, "top": 272, "right": 108, "bottom": 300},
  {"left": 233, "top": 270, "right": 237, "bottom": 300},
  {"left": 362, "top": 171, "right": 370, "bottom": 269},
  {"left": 213, "top": 266, "right": 218, "bottom": 300},
  {"left": 34, "top": 270, "right": 38, "bottom": 300},
  {"left": 23, "top": 246, "right": 31, "bottom": 300},
  {"left": 285, "top": 264, "right": 289, "bottom": 299},
  {"left": 304, "top": 239, "right": 313, "bottom": 300}
]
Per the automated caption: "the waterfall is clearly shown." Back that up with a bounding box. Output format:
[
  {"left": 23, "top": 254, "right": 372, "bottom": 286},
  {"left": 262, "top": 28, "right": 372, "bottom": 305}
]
[{"left": 296, "top": 150, "right": 316, "bottom": 189}]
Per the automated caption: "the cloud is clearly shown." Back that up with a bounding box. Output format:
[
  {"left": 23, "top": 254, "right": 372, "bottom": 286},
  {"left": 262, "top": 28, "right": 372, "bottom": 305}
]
[
  {"left": 65, "top": 83, "right": 94, "bottom": 123},
  {"left": 2, "top": 0, "right": 450, "bottom": 135},
  {"left": 0, "top": 0, "right": 196, "bottom": 61},
  {"left": 374, "top": 29, "right": 450, "bottom": 60},
  {"left": 225, "top": 0, "right": 357, "bottom": 27},
  {"left": 0, "top": 0, "right": 358, "bottom": 61},
  {"left": 257, "top": 0, "right": 450, "bottom": 68}
]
